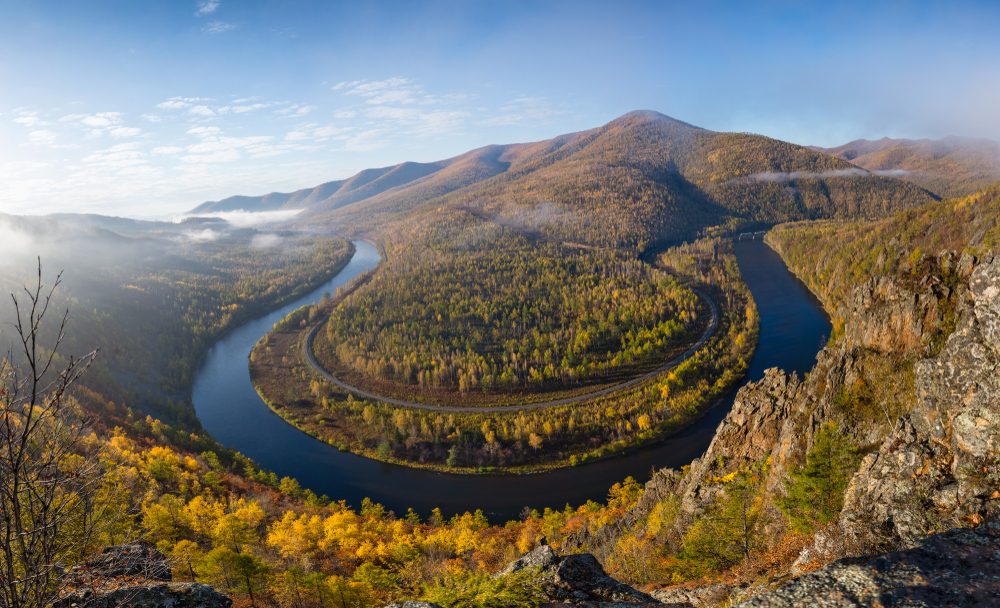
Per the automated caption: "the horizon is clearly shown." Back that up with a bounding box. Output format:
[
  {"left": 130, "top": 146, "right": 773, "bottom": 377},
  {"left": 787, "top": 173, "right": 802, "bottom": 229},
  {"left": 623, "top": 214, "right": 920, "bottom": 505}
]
[{"left": 3, "top": 0, "right": 1000, "bottom": 217}]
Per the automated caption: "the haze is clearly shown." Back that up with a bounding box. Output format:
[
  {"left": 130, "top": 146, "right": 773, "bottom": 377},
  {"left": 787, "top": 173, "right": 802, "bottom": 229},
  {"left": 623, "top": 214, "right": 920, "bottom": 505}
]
[{"left": 2, "top": 0, "right": 1000, "bottom": 217}]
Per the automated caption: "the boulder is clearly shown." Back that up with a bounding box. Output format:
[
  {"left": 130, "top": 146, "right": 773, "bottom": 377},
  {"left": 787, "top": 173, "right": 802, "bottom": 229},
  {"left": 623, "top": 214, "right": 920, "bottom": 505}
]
[
  {"left": 651, "top": 583, "right": 732, "bottom": 606},
  {"left": 500, "top": 545, "right": 661, "bottom": 605},
  {"left": 54, "top": 583, "right": 230, "bottom": 608}
]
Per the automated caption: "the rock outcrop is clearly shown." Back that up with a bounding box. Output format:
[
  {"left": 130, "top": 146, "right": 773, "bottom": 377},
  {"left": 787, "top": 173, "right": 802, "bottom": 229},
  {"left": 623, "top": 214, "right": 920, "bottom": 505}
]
[
  {"left": 500, "top": 545, "right": 679, "bottom": 607},
  {"left": 87, "top": 543, "right": 172, "bottom": 582},
  {"left": 567, "top": 250, "right": 1000, "bottom": 605},
  {"left": 54, "top": 583, "right": 231, "bottom": 608},
  {"left": 736, "top": 518, "right": 1000, "bottom": 607}
]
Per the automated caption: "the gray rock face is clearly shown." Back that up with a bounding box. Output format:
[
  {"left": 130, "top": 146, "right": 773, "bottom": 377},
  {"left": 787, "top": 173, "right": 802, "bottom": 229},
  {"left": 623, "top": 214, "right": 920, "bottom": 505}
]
[
  {"left": 651, "top": 583, "right": 731, "bottom": 606},
  {"left": 54, "top": 583, "right": 231, "bottom": 608},
  {"left": 88, "top": 543, "right": 172, "bottom": 582},
  {"left": 840, "top": 275, "right": 939, "bottom": 355},
  {"left": 839, "top": 256, "right": 1000, "bottom": 548},
  {"left": 499, "top": 545, "right": 660, "bottom": 605},
  {"left": 970, "top": 253, "right": 1000, "bottom": 351},
  {"left": 564, "top": 250, "right": 1000, "bottom": 602},
  {"left": 735, "top": 520, "right": 1000, "bottom": 607},
  {"left": 499, "top": 544, "right": 558, "bottom": 575}
]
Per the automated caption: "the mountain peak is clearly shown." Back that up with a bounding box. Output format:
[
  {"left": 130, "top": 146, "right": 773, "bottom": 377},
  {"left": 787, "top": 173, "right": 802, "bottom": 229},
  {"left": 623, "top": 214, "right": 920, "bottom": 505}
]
[{"left": 611, "top": 110, "right": 703, "bottom": 130}]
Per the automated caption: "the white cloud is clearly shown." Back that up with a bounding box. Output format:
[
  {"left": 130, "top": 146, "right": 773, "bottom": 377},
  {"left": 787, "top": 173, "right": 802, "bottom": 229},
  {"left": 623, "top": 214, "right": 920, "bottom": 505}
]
[
  {"left": 478, "top": 97, "right": 564, "bottom": 126},
  {"left": 275, "top": 103, "right": 316, "bottom": 116},
  {"left": 364, "top": 106, "right": 468, "bottom": 137},
  {"left": 365, "top": 89, "right": 418, "bottom": 105},
  {"left": 142, "top": 114, "right": 163, "bottom": 122},
  {"left": 285, "top": 124, "right": 352, "bottom": 142},
  {"left": 80, "top": 143, "right": 148, "bottom": 170},
  {"left": 60, "top": 112, "right": 123, "bottom": 128},
  {"left": 188, "top": 105, "right": 216, "bottom": 116},
  {"left": 13, "top": 113, "right": 50, "bottom": 128},
  {"left": 28, "top": 130, "right": 57, "bottom": 145},
  {"left": 229, "top": 103, "right": 273, "bottom": 113},
  {"left": 178, "top": 209, "right": 302, "bottom": 227},
  {"left": 365, "top": 107, "right": 420, "bottom": 121},
  {"left": 339, "top": 78, "right": 429, "bottom": 105},
  {"left": 186, "top": 228, "right": 220, "bottom": 241},
  {"left": 187, "top": 126, "right": 222, "bottom": 136},
  {"left": 109, "top": 126, "right": 142, "bottom": 138},
  {"left": 344, "top": 78, "right": 409, "bottom": 95},
  {"left": 252, "top": 233, "right": 283, "bottom": 248},
  {"left": 332, "top": 80, "right": 362, "bottom": 91},
  {"left": 746, "top": 168, "right": 911, "bottom": 182},
  {"left": 334, "top": 110, "right": 357, "bottom": 119},
  {"left": 181, "top": 150, "right": 242, "bottom": 163},
  {"left": 152, "top": 146, "right": 184, "bottom": 155},
  {"left": 342, "top": 129, "right": 388, "bottom": 152},
  {"left": 195, "top": 0, "right": 219, "bottom": 16},
  {"left": 204, "top": 21, "right": 236, "bottom": 33},
  {"left": 187, "top": 135, "right": 271, "bottom": 154},
  {"left": 157, "top": 100, "right": 191, "bottom": 110}
]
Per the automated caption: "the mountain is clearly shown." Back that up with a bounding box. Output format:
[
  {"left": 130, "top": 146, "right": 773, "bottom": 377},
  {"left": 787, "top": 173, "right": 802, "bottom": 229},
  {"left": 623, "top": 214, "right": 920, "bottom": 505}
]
[
  {"left": 190, "top": 162, "right": 445, "bottom": 214},
  {"left": 191, "top": 111, "right": 937, "bottom": 250},
  {"left": 809, "top": 135, "right": 1000, "bottom": 199}
]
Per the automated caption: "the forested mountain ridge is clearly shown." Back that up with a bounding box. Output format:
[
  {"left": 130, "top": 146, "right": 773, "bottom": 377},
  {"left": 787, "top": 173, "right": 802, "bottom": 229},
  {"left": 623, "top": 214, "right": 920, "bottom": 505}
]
[
  {"left": 193, "top": 111, "right": 936, "bottom": 250},
  {"left": 309, "top": 110, "right": 938, "bottom": 250},
  {"left": 809, "top": 135, "right": 1000, "bottom": 199}
]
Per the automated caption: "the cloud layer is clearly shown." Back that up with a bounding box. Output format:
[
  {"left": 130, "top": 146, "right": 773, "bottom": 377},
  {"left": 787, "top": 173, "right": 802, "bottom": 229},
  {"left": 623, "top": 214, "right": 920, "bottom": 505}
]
[
  {"left": 748, "top": 168, "right": 912, "bottom": 182},
  {"left": 3, "top": 76, "right": 571, "bottom": 216}
]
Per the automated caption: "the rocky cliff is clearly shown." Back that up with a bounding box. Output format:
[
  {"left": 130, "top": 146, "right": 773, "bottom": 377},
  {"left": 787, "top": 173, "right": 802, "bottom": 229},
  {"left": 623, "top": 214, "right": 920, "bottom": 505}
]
[{"left": 566, "top": 248, "right": 1000, "bottom": 605}]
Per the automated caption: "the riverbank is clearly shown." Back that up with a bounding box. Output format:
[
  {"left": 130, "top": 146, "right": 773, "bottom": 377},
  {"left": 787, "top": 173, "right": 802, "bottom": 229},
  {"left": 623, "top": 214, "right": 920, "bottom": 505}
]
[{"left": 191, "top": 239, "right": 828, "bottom": 520}]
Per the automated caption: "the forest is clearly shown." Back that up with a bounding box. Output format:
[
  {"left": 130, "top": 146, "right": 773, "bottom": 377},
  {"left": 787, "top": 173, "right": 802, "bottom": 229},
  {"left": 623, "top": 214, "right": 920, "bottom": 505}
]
[
  {"left": 324, "top": 220, "right": 702, "bottom": 398},
  {"left": 251, "top": 236, "right": 757, "bottom": 472},
  {"left": 5, "top": 317, "right": 870, "bottom": 608},
  {"left": 0, "top": 217, "right": 355, "bottom": 430}
]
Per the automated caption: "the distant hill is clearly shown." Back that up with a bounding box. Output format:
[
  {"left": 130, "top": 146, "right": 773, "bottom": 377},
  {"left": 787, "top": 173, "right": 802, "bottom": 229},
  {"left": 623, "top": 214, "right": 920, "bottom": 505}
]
[
  {"left": 190, "top": 161, "right": 445, "bottom": 214},
  {"left": 190, "top": 111, "right": 938, "bottom": 249},
  {"left": 809, "top": 136, "right": 1000, "bottom": 199}
]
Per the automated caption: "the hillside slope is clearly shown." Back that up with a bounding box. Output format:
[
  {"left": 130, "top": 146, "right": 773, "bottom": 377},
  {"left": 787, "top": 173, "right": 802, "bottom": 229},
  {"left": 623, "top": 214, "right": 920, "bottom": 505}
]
[
  {"left": 312, "top": 111, "right": 937, "bottom": 249},
  {"left": 810, "top": 135, "right": 1000, "bottom": 199},
  {"left": 190, "top": 111, "right": 937, "bottom": 249}
]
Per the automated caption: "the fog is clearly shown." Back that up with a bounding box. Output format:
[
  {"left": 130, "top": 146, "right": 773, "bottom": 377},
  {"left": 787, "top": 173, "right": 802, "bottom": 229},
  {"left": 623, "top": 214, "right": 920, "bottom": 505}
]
[
  {"left": 175, "top": 209, "right": 302, "bottom": 228},
  {"left": 748, "top": 168, "right": 911, "bottom": 183}
]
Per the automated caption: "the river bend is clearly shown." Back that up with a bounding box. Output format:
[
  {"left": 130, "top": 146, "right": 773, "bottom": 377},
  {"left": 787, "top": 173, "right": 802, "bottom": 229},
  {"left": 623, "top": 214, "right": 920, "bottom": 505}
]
[{"left": 192, "top": 239, "right": 830, "bottom": 522}]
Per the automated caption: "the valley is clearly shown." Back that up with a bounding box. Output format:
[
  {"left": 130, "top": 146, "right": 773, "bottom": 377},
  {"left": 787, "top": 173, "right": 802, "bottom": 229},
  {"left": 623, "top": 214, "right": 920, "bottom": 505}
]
[{"left": 6, "top": 109, "right": 998, "bottom": 608}]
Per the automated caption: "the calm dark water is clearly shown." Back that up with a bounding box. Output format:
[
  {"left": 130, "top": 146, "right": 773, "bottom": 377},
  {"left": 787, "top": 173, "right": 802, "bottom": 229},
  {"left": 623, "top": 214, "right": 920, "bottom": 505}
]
[{"left": 192, "top": 239, "right": 830, "bottom": 522}]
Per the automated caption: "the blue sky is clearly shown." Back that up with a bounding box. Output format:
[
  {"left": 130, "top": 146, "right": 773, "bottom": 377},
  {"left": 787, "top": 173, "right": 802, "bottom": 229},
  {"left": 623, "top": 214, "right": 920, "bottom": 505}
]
[{"left": 2, "top": 0, "right": 999, "bottom": 217}]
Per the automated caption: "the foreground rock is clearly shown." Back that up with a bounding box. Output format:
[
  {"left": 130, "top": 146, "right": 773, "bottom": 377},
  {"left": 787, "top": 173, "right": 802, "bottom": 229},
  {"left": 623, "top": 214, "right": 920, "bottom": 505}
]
[
  {"left": 503, "top": 545, "right": 690, "bottom": 607},
  {"left": 735, "top": 519, "right": 1000, "bottom": 607},
  {"left": 87, "top": 543, "right": 172, "bottom": 581},
  {"left": 650, "top": 584, "right": 734, "bottom": 607},
  {"left": 54, "top": 583, "right": 231, "bottom": 608}
]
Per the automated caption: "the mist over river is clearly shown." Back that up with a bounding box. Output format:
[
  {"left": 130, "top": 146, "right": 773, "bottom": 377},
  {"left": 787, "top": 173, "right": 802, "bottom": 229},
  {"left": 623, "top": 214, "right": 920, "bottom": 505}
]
[{"left": 193, "top": 239, "right": 830, "bottom": 522}]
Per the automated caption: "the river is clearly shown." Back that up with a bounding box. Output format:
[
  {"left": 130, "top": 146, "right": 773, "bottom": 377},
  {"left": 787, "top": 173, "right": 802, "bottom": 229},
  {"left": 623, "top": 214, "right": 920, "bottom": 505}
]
[{"left": 192, "top": 239, "right": 830, "bottom": 522}]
